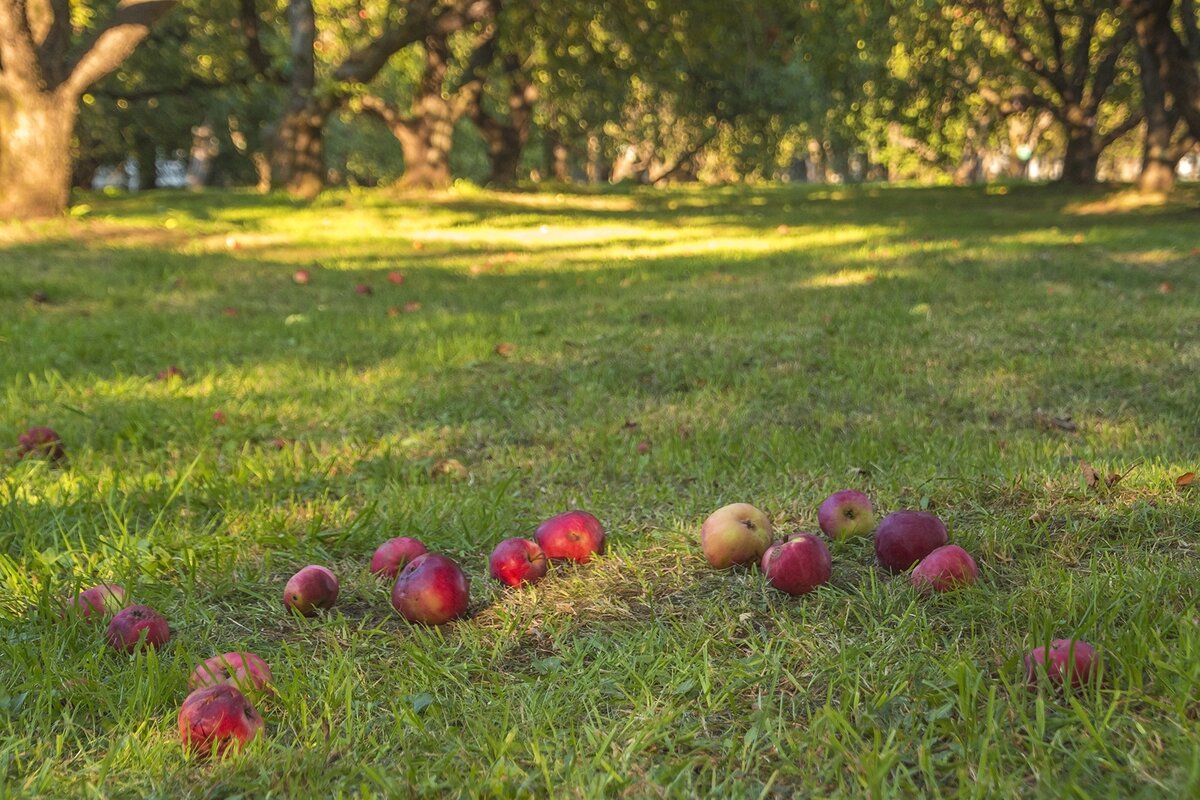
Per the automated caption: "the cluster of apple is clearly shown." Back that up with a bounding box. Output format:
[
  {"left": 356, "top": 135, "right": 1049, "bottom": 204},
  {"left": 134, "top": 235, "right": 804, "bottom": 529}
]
[{"left": 700, "top": 491, "right": 1098, "bottom": 688}]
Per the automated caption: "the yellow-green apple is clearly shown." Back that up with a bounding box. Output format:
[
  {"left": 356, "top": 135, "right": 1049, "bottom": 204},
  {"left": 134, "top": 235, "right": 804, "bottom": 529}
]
[
  {"left": 535, "top": 511, "right": 606, "bottom": 563},
  {"left": 189, "top": 652, "right": 273, "bottom": 695},
  {"left": 701, "top": 503, "right": 772, "bottom": 568},
  {"left": 18, "top": 426, "right": 65, "bottom": 462},
  {"left": 817, "top": 490, "right": 876, "bottom": 539},
  {"left": 489, "top": 538, "right": 548, "bottom": 587},
  {"left": 911, "top": 544, "right": 978, "bottom": 593},
  {"left": 1025, "top": 639, "right": 1098, "bottom": 688},
  {"left": 874, "top": 510, "right": 948, "bottom": 572},
  {"left": 391, "top": 553, "right": 470, "bottom": 624},
  {"left": 763, "top": 534, "right": 832, "bottom": 595},
  {"left": 106, "top": 605, "right": 170, "bottom": 652},
  {"left": 283, "top": 565, "right": 339, "bottom": 615},
  {"left": 65, "top": 583, "right": 127, "bottom": 621},
  {"left": 369, "top": 537, "right": 428, "bottom": 579},
  {"left": 178, "top": 685, "right": 263, "bottom": 756}
]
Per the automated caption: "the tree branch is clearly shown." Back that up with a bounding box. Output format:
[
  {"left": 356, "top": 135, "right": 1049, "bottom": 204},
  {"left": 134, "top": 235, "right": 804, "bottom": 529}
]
[
  {"left": 0, "top": 0, "right": 44, "bottom": 88},
  {"left": 238, "top": 0, "right": 271, "bottom": 77},
  {"left": 1085, "top": 22, "right": 1135, "bottom": 112},
  {"left": 60, "top": 0, "right": 177, "bottom": 98},
  {"left": 1066, "top": 9, "right": 1097, "bottom": 100},
  {"left": 1100, "top": 110, "right": 1144, "bottom": 147},
  {"left": 1039, "top": 0, "right": 1065, "bottom": 72},
  {"left": 967, "top": 0, "right": 1067, "bottom": 97}
]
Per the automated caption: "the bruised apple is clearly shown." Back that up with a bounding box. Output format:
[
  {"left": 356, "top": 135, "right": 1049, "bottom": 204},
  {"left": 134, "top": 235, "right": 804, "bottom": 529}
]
[
  {"left": 391, "top": 553, "right": 470, "bottom": 624},
  {"left": 189, "top": 652, "right": 273, "bottom": 694},
  {"left": 178, "top": 685, "right": 264, "bottom": 755},
  {"left": 106, "top": 605, "right": 170, "bottom": 652}
]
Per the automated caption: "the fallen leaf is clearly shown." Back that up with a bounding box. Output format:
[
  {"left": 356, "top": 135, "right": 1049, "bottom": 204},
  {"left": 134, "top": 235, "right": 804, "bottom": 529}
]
[
  {"left": 493, "top": 342, "right": 515, "bottom": 358},
  {"left": 355, "top": 284, "right": 373, "bottom": 296},
  {"left": 1105, "top": 472, "right": 1123, "bottom": 488},
  {"left": 412, "top": 241, "right": 425, "bottom": 251},
  {"left": 387, "top": 307, "right": 401, "bottom": 317},
  {"left": 430, "top": 458, "right": 468, "bottom": 480},
  {"left": 1034, "top": 410, "right": 1077, "bottom": 432},
  {"left": 31, "top": 291, "right": 49, "bottom": 304},
  {"left": 223, "top": 307, "right": 239, "bottom": 317},
  {"left": 1176, "top": 471, "right": 1195, "bottom": 487},
  {"left": 1158, "top": 282, "right": 1173, "bottom": 294},
  {"left": 622, "top": 420, "right": 639, "bottom": 429},
  {"left": 403, "top": 301, "right": 422, "bottom": 313},
  {"left": 1080, "top": 460, "right": 1100, "bottom": 489}
]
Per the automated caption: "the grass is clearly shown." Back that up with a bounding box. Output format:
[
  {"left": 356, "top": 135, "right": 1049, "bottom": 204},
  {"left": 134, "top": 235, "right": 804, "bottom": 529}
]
[{"left": 1, "top": 182, "right": 1199, "bottom": 797}]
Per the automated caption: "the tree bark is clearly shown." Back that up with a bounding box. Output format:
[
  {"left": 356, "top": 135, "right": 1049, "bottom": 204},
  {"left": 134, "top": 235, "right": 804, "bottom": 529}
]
[
  {"left": 270, "top": 0, "right": 326, "bottom": 196},
  {"left": 0, "top": 93, "right": 76, "bottom": 217},
  {"left": 1061, "top": 123, "right": 1100, "bottom": 184},
  {"left": 1122, "top": 0, "right": 1200, "bottom": 141},
  {"left": 543, "top": 130, "right": 569, "bottom": 181}
]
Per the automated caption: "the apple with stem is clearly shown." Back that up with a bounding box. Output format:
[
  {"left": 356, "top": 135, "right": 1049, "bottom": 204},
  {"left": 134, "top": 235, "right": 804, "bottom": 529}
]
[
  {"left": 817, "top": 490, "right": 876, "bottom": 540},
  {"left": 701, "top": 503, "right": 772, "bottom": 568},
  {"left": 535, "top": 511, "right": 605, "bottom": 563},
  {"left": 489, "top": 538, "right": 548, "bottom": 586},
  {"left": 762, "top": 533, "right": 832, "bottom": 595}
]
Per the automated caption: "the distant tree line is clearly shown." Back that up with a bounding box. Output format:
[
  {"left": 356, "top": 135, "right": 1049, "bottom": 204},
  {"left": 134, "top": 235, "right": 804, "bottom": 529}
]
[{"left": 1, "top": 0, "right": 1199, "bottom": 218}]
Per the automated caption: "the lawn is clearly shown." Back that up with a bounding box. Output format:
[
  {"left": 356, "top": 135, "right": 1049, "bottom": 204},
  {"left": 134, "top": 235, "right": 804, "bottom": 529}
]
[{"left": 2, "top": 183, "right": 1199, "bottom": 797}]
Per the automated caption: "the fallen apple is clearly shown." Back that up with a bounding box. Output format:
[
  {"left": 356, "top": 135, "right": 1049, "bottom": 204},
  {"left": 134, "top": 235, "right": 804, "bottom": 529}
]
[
  {"left": 106, "top": 605, "right": 171, "bottom": 652},
  {"left": 489, "top": 538, "right": 548, "bottom": 586},
  {"left": 1025, "top": 639, "right": 1098, "bottom": 688},
  {"left": 18, "top": 426, "right": 65, "bottom": 462},
  {"left": 293, "top": 269, "right": 311, "bottom": 285},
  {"left": 817, "top": 490, "right": 876, "bottom": 540},
  {"left": 911, "top": 544, "right": 978, "bottom": 593},
  {"left": 391, "top": 553, "right": 470, "bottom": 624},
  {"left": 387, "top": 271, "right": 405, "bottom": 284},
  {"left": 283, "top": 565, "right": 339, "bottom": 616},
  {"left": 763, "top": 533, "right": 832, "bottom": 595},
  {"left": 355, "top": 283, "right": 373, "bottom": 296},
  {"left": 65, "top": 583, "right": 127, "bottom": 621},
  {"left": 535, "top": 510, "right": 606, "bottom": 563},
  {"left": 178, "top": 684, "right": 264, "bottom": 756},
  {"left": 874, "top": 510, "right": 949, "bottom": 573},
  {"left": 189, "top": 652, "right": 273, "bottom": 694},
  {"left": 369, "top": 537, "right": 428, "bottom": 579},
  {"left": 701, "top": 503, "right": 772, "bottom": 568}
]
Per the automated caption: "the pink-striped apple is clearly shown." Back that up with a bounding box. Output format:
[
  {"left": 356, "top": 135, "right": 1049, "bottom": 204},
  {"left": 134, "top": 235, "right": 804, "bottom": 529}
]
[
  {"left": 189, "top": 652, "right": 273, "bottom": 695},
  {"left": 65, "top": 583, "right": 127, "bottom": 621},
  {"left": 106, "top": 605, "right": 171, "bottom": 652},
  {"left": 817, "top": 490, "right": 876, "bottom": 540},
  {"left": 701, "top": 503, "right": 772, "bottom": 568},
  {"left": 1025, "top": 639, "right": 1098, "bottom": 688},
  {"left": 283, "top": 565, "right": 339, "bottom": 616}
]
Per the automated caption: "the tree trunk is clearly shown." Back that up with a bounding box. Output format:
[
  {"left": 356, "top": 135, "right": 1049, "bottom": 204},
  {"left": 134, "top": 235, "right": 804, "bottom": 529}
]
[
  {"left": 270, "top": 106, "right": 327, "bottom": 198},
  {"left": 1136, "top": 30, "right": 1187, "bottom": 193},
  {"left": 396, "top": 113, "right": 454, "bottom": 188},
  {"left": 0, "top": 94, "right": 77, "bottom": 218},
  {"left": 1060, "top": 125, "right": 1100, "bottom": 184},
  {"left": 543, "top": 131, "right": 569, "bottom": 181}
]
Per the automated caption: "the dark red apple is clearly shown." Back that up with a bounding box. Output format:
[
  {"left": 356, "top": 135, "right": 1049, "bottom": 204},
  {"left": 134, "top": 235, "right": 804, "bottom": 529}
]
[
  {"left": 178, "top": 685, "right": 263, "bottom": 756},
  {"left": 18, "top": 426, "right": 65, "bottom": 461},
  {"left": 355, "top": 283, "right": 373, "bottom": 296},
  {"left": 489, "top": 538, "right": 548, "bottom": 587},
  {"left": 763, "top": 534, "right": 832, "bottom": 595},
  {"left": 106, "top": 605, "right": 170, "bottom": 652},
  {"left": 283, "top": 565, "right": 339, "bottom": 615},
  {"left": 911, "top": 544, "right": 978, "bottom": 593},
  {"left": 874, "top": 510, "right": 949, "bottom": 573},
  {"left": 817, "top": 490, "right": 876, "bottom": 540},
  {"left": 701, "top": 503, "right": 772, "bottom": 568},
  {"left": 1025, "top": 639, "right": 1098, "bottom": 688},
  {"left": 189, "top": 652, "right": 273, "bottom": 694},
  {"left": 535, "top": 510, "right": 605, "bottom": 563},
  {"left": 66, "top": 583, "right": 127, "bottom": 621},
  {"left": 391, "top": 553, "right": 470, "bottom": 624},
  {"left": 369, "top": 537, "right": 428, "bottom": 579}
]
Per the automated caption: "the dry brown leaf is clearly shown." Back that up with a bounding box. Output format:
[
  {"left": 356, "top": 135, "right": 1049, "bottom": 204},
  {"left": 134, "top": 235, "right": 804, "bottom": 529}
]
[
  {"left": 430, "top": 458, "right": 468, "bottom": 480},
  {"left": 1080, "top": 460, "right": 1100, "bottom": 489},
  {"left": 1176, "top": 471, "right": 1195, "bottom": 487},
  {"left": 494, "top": 342, "right": 515, "bottom": 358},
  {"left": 1035, "top": 410, "right": 1077, "bottom": 432}
]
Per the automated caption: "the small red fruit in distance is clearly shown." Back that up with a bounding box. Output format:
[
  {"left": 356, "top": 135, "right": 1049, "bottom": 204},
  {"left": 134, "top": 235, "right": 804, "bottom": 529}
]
[
  {"left": 387, "top": 271, "right": 405, "bottom": 285},
  {"left": 911, "top": 544, "right": 978, "bottom": 593},
  {"left": 355, "top": 283, "right": 373, "bottom": 296},
  {"left": 392, "top": 553, "right": 470, "bottom": 624},
  {"left": 66, "top": 584, "right": 127, "bottom": 621},
  {"left": 369, "top": 537, "right": 428, "bottom": 579},
  {"left": 178, "top": 685, "right": 264, "bottom": 756},
  {"left": 18, "top": 426, "right": 65, "bottom": 461},
  {"left": 106, "top": 605, "right": 171, "bottom": 652},
  {"left": 189, "top": 652, "right": 273, "bottom": 694},
  {"left": 763, "top": 534, "right": 832, "bottom": 595},
  {"left": 535, "top": 510, "right": 606, "bottom": 563},
  {"left": 1025, "top": 639, "right": 1098, "bottom": 688},
  {"left": 283, "top": 565, "right": 339, "bottom": 616},
  {"left": 293, "top": 269, "right": 311, "bottom": 285},
  {"left": 489, "top": 538, "right": 548, "bottom": 587},
  {"left": 874, "top": 510, "right": 949, "bottom": 573}
]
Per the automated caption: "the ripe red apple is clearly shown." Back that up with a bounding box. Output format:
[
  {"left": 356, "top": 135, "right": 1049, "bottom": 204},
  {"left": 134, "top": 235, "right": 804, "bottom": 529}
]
[
  {"left": 817, "top": 490, "right": 876, "bottom": 540},
  {"left": 387, "top": 271, "right": 405, "bottom": 285},
  {"left": 66, "top": 583, "right": 127, "bottom": 621},
  {"left": 106, "top": 605, "right": 171, "bottom": 652},
  {"left": 391, "top": 553, "right": 470, "bottom": 624},
  {"left": 763, "top": 533, "right": 832, "bottom": 595},
  {"left": 1025, "top": 639, "right": 1098, "bottom": 688},
  {"left": 178, "top": 685, "right": 263, "bottom": 756},
  {"left": 18, "top": 426, "right": 65, "bottom": 461},
  {"left": 535, "top": 510, "right": 606, "bottom": 563},
  {"left": 189, "top": 652, "right": 273, "bottom": 694},
  {"left": 911, "top": 544, "right": 978, "bottom": 593},
  {"left": 293, "top": 269, "right": 311, "bottom": 285},
  {"left": 283, "top": 565, "right": 339, "bottom": 615},
  {"left": 700, "top": 503, "right": 772, "bottom": 568},
  {"left": 874, "top": 510, "right": 949, "bottom": 573},
  {"left": 489, "top": 538, "right": 548, "bottom": 586},
  {"left": 369, "top": 537, "right": 428, "bottom": 579}
]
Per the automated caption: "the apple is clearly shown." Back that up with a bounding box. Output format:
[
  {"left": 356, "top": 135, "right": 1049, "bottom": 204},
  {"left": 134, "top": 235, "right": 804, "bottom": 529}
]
[
  {"left": 178, "top": 684, "right": 264, "bottom": 755},
  {"left": 700, "top": 503, "right": 772, "bottom": 569},
  {"left": 817, "top": 490, "right": 876, "bottom": 540},
  {"left": 489, "top": 538, "right": 548, "bottom": 587},
  {"left": 283, "top": 565, "right": 339, "bottom": 615},
  {"left": 535, "top": 510, "right": 606, "bottom": 563},
  {"left": 391, "top": 553, "right": 470, "bottom": 624},
  {"left": 387, "top": 271, "right": 405, "bottom": 285},
  {"left": 18, "top": 426, "right": 65, "bottom": 461},
  {"left": 293, "top": 269, "right": 311, "bottom": 285},
  {"left": 189, "top": 652, "right": 273, "bottom": 694},
  {"left": 106, "top": 605, "right": 170, "bottom": 652},
  {"left": 369, "top": 537, "right": 428, "bottom": 579},
  {"left": 66, "top": 583, "right": 127, "bottom": 620},
  {"left": 763, "top": 533, "right": 832, "bottom": 595},
  {"left": 911, "top": 544, "right": 978, "bottom": 593},
  {"left": 355, "top": 283, "right": 373, "bottom": 296},
  {"left": 1025, "top": 639, "right": 1098, "bottom": 688},
  {"left": 874, "top": 510, "right": 949, "bottom": 573}
]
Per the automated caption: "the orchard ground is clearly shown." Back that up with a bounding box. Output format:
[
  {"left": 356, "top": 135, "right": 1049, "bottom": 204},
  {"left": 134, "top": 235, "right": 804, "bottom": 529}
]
[{"left": 2, "top": 183, "right": 1199, "bottom": 797}]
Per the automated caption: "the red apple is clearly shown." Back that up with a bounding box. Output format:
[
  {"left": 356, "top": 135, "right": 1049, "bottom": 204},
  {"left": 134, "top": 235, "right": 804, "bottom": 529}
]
[
  {"left": 391, "top": 553, "right": 470, "bottom": 624},
  {"left": 701, "top": 503, "right": 772, "bottom": 569},
  {"left": 911, "top": 544, "right": 978, "bottom": 593},
  {"left": 763, "top": 533, "right": 832, "bottom": 595},
  {"left": 489, "top": 538, "right": 548, "bottom": 587},
  {"left": 1025, "top": 639, "right": 1098, "bottom": 688},
  {"left": 178, "top": 685, "right": 264, "bottom": 756},
  {"left": 106, "top": 605, "right": 170, "bottom": 652},
  {"left": 283, "top": 565, "right": 339, "bottom": 615},
  {"left": 18, "top": 426, "right": 65, "bottom": 461},
  {"left": 387, "top": 271, "right": 406, "bottom": 285},
  {"left": 369, "top": 537, "right": 428, "bottom": 579},
  {"left": 874, "top": 510, "right": 949, "bottom": 572},
  {"left": 535, "top": 510, "right": 606, "bottom": 563},
  {"left": 65, "top": 583, "right": 127, "bottom": 621},
  {"left": 293, "top": 269, "right": 311, "bottom": 285},
  {"left": 189, "top": 652, "right": 273, "bottom": 694},
  {"left": 817, "top": 490, "right": 876, "bottom": 540},
  {"left": 355, "top": 283, "right": 373, "bottom": 296}
]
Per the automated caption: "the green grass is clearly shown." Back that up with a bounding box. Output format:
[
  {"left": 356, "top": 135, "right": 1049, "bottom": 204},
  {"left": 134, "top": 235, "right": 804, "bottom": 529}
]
[{"left": 2, "top": 182, "right": 1199, "bottom": 797}]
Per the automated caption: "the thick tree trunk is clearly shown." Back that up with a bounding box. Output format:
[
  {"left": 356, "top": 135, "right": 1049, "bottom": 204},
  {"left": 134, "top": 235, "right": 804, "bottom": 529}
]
[
  {"left": 270, "top": 106, "right": 327, "bottom": 198},
  {"left": 543, "top": 131, "right": 569, "bottom": 181},
  {"left": 1060, "top": 125, "right": 1100, "bottom": 184},
  {"left": 0, "top": 94, "right": 77, "bottom": 218},
  {"left": 1136, "top": 31, "right": 1189, "bottom": 193},
  {"left": 396, "top": 113, "right": 454, "bottom": 188}
]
